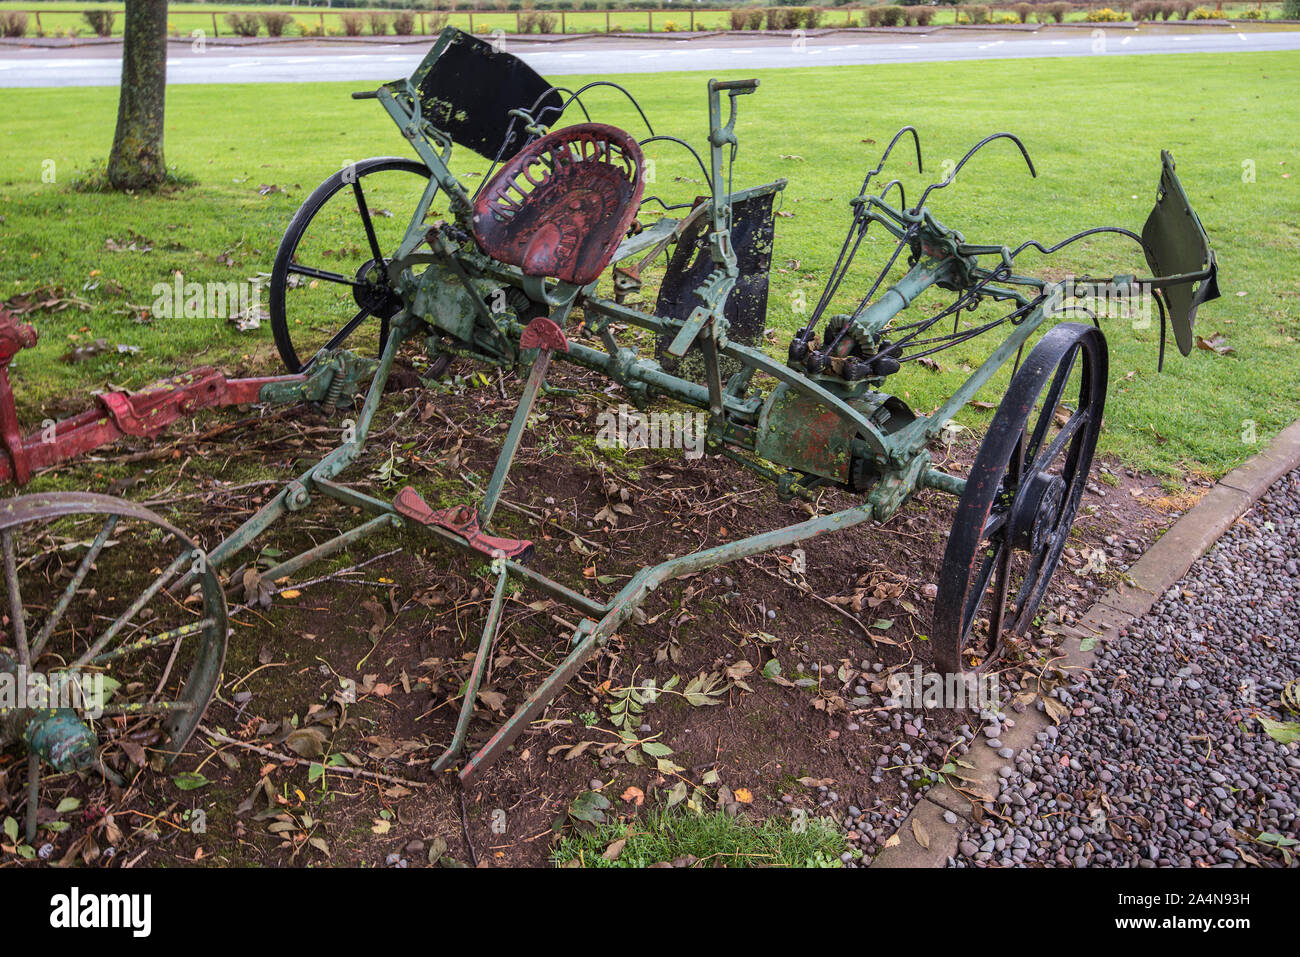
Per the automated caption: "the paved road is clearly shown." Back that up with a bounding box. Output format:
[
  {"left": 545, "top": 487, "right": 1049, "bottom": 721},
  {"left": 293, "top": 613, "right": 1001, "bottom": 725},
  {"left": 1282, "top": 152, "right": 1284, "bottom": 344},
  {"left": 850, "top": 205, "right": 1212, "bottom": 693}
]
[{"left": 2, "top": 28, "right": 1298, "bottom": 87}]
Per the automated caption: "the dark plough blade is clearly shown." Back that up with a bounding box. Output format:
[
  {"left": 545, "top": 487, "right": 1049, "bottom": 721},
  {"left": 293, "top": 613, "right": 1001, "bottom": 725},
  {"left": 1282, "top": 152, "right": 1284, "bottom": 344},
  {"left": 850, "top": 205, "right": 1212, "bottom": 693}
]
[
  {"left": 1141, "top": 150, "right": 1220, "bottom": 357},
  {"left": 655, "top": 184, "right": 781, "bottom": 380}
]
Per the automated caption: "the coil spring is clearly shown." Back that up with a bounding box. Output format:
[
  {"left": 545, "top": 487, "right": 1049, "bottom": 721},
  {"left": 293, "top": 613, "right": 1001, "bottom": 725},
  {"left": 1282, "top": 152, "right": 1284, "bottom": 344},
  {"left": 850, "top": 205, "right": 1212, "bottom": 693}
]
[{"left": 323, "top": 370, "right": 344, "bottom": 409}]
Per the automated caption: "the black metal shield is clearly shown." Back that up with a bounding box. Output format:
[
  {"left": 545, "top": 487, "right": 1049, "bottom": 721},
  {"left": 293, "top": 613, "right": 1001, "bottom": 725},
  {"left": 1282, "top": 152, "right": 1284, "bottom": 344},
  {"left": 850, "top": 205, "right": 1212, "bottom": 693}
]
[
  {"left": 1141, "top": 150, "right": 1220, "bottom": 357},
  {"left": 404, "top": 28, "right": 563, "bottom": 162},
  {"left": 655, "top": 182, "right": 781, "bottom": 379}
]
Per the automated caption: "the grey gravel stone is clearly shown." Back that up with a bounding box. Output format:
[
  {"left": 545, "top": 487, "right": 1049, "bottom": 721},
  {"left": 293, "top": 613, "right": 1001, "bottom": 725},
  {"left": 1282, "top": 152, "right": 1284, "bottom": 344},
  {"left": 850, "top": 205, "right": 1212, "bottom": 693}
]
[{"left": 949, "top": 468, "right": 1300, "bottom": 869}]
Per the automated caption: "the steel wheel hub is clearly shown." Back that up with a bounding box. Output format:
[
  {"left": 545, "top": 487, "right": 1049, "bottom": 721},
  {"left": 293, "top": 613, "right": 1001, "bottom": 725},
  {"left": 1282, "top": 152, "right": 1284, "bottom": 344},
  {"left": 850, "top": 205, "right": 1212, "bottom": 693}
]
[
  {"left": 1012, "top": 470, "right": 1066, "bottom": 553},
  {"left": 352, "top": 259, "right": 402, "bottom": 319}
]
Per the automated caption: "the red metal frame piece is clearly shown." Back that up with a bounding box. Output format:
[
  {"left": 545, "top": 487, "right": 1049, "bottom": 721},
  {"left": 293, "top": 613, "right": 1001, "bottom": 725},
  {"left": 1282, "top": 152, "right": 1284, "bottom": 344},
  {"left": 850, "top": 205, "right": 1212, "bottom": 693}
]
[
  {"left": 0, "top": 308, "right": 308, "bottom": 487},
  {"left": 393, "top": 486, "right": 535, "bottom": 561}
]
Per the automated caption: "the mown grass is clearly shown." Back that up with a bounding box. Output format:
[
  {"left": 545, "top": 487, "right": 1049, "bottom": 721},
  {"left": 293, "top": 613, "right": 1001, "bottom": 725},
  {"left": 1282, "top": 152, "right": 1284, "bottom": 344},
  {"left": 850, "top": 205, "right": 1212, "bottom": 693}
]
[
  {"left": 551, "top": 809, "right": 850, "bottom": 867},
  {"left": 1, "top": 51, "right": 1296, "bottom": 476}
]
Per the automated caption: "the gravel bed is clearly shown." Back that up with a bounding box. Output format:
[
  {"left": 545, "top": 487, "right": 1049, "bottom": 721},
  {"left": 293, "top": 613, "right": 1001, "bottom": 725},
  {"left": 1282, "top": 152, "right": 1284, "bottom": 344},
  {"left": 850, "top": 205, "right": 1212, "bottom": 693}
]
[{"left": 951, "top": 468, "right": 1300, "bottom": 868}]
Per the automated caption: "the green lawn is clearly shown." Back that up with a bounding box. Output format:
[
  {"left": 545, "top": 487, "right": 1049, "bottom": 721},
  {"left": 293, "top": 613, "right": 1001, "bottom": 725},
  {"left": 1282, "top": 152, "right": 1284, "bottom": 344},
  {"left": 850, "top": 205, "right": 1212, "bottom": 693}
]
[
  {"left": 1, "top": 51, "right": 1296, "bottom": 477},
  {"left": 551, "top": 809, "right": 851, "bottom": 867}
]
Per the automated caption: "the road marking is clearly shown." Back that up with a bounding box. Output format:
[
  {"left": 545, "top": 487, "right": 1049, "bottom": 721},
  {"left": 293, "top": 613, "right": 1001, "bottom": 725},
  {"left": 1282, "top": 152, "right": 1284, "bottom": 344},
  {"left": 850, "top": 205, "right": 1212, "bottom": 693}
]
[{"left": 1122, "top": 36, "right": 1132, "bottom": 45}]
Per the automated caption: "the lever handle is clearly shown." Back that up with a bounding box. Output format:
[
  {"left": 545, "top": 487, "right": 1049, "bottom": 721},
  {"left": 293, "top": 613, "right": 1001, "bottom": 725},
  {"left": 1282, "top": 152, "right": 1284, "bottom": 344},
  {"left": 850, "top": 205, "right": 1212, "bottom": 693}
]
[{"left": 710, "top": 78, "right": 758, "bottom": 94}]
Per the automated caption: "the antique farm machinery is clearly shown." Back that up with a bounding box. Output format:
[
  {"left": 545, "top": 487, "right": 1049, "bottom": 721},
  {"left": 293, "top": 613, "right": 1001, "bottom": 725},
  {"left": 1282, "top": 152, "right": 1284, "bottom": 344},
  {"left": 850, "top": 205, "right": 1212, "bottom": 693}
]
[{"left": 1, "top": 28, "right": 1220, "bottom": 844}]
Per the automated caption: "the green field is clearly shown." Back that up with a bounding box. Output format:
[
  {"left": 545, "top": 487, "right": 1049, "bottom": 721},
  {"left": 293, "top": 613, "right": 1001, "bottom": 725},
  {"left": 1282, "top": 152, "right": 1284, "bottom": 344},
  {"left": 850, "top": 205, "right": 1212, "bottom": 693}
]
[
  {"left": 1, "top": 52, "right": 1297, "bottom": 478},
  {"left": 0, "top": 2, "right": 1287, "bottom": 38}
]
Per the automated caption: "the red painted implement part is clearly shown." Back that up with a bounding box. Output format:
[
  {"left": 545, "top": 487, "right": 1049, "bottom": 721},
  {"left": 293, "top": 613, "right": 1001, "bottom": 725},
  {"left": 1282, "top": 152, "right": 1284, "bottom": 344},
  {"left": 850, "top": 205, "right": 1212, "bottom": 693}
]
[
  {"left": 0, "top": 308, "right": 308, "bottom": 487},
  {"left": 519, "top": 315, "right": 569, "bottom": 352},
  {"left": 393, "top": 486, "right": 535, "bottom": 561},
  {"left": 472, "top": 123, "right": 645, "bottom": 287}
]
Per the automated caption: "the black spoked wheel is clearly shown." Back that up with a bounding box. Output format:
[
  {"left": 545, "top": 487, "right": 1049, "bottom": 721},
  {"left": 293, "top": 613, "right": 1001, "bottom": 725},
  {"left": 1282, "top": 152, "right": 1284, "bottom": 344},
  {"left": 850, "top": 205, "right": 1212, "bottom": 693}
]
[
  {"left": 271, "top": 157, "right": 445, "bottom": 374},
  {"left": 934, "top": 322, "right": 1108, "bottom": 675},
  {"left": 0, "top": 494, "right": 227, "bottom": 839}
]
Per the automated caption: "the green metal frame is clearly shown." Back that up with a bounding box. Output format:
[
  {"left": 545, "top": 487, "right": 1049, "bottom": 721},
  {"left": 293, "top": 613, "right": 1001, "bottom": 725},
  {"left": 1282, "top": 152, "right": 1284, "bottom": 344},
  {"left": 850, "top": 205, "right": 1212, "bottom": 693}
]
[{"left": 159, "top": 36, "right": 1216, "bottom": 783}]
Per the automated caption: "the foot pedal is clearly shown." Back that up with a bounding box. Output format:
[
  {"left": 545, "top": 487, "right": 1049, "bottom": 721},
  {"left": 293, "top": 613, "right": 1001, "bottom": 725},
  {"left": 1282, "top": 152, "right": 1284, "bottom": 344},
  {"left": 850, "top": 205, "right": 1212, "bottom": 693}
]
[{"left": 394, "top": 487, "right": 534, "bottom": 562}]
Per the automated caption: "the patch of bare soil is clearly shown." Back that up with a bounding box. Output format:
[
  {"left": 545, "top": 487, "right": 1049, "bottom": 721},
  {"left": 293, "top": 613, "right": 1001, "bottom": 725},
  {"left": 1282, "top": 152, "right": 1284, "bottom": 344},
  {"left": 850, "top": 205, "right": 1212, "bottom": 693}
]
[{"left": 1, "top": 353, "right": 1192, "bottom": 868}]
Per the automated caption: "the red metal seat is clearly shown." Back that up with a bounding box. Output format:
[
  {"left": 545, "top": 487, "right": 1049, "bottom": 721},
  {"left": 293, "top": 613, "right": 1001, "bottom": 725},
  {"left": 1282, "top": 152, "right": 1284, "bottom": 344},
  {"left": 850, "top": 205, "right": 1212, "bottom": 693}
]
[{"left": 471, "top": 123, "right": 645, "bottom": 287}]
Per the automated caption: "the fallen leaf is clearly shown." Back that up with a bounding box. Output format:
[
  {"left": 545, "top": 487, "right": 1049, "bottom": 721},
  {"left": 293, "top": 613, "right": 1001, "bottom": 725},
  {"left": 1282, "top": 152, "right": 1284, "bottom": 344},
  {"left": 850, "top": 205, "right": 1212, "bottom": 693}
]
[
  {"left": 1195, "top": 333, "right": 1234, "bottom": 356},
  {"left": 797, "top": 776, "right": 834, "bottom": 788}
]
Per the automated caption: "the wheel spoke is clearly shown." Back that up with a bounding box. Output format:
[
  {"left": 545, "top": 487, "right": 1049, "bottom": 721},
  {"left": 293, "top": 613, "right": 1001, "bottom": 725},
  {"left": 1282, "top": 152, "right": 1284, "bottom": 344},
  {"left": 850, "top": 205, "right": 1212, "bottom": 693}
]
[
  {"left": 352, "top": 179, "right": 385, "bottom": 264},
  {"left": 986, "top": 539, "right": 1014, "bottom": 646},
  {"left": 1014, "top": 529, "right": 1071, "bottom": 633},
  {"left": 287, "top": 263, "right": 359, "bottom": 288},
  {"left": 98, "top": 700, "right": 195, "bottom": 717},
  {"left": 72, "top": 549, "right": 191, "bottom": 668},
  {"left": 88, "top": 618, "right": 214, "bottom": 667},
  {"left": 1011, "top": 547, "right": 1048, "bottom": 622},
  {"left": 32, "top": 514, "right": 118, "bottom": 660},
  {"left": 960, "top": 539, "right": 1005, "bottom": 646},
  {"left": 980, "top": 509, "right": 1009, "bottom": 539},
  {"left": 2, "top": 529, "right": 31, "bottom": 667},
  {"left": 1031, "top": 408, "right": 1089, "bottom": 476},
  {"left": 1026, "top": 345, "right": 1079, "bottom": 464},
  {"left": 300, "top": 307, "right": 374, "bottom": 370}
]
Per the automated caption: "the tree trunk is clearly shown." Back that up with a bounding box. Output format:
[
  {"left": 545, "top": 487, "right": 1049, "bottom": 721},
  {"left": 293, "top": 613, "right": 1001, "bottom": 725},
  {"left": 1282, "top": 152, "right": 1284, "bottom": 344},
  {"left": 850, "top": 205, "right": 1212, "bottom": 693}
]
[{"left": 107, "top": 0, "right": 169, "bottom": 191}]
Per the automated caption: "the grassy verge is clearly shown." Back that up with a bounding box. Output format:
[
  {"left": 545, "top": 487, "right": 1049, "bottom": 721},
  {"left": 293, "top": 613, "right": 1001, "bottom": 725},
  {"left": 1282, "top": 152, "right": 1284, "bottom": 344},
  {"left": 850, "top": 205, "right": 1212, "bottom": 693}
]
[
  {"left": 551, "top": 809, "right": 850, "bottom": 867},
  {"left": 1, "top": 52, "right": 1296, "bottom": 476}
]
